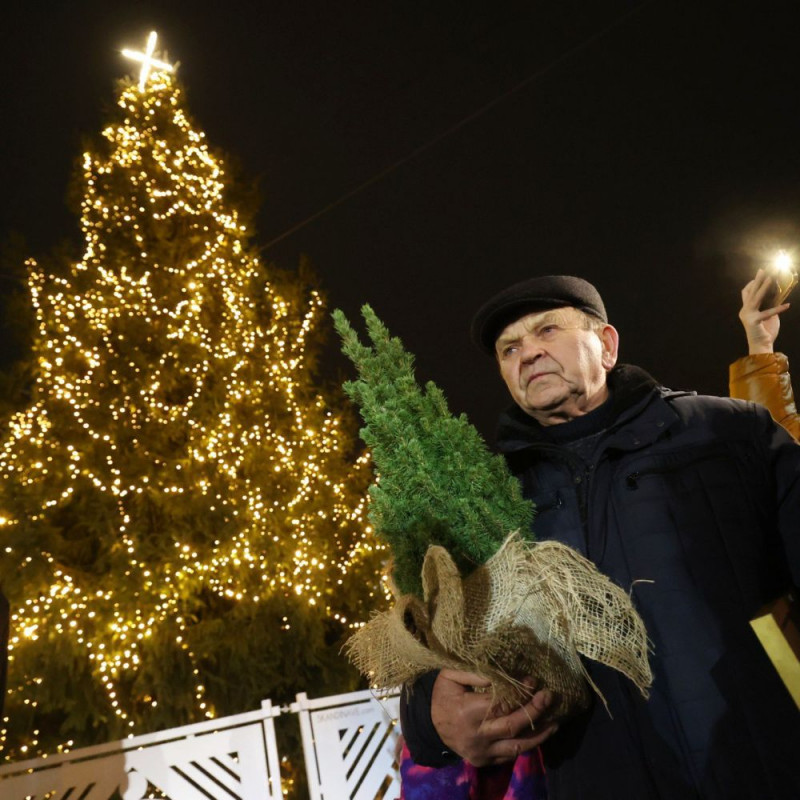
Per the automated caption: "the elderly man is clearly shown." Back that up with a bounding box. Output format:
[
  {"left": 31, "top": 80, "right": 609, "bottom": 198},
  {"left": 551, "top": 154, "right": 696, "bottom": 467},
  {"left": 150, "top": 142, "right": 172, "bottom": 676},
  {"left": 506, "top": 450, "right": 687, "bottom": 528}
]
[{"left": 401, "top": 276, "right": 800, "bottom": 799}]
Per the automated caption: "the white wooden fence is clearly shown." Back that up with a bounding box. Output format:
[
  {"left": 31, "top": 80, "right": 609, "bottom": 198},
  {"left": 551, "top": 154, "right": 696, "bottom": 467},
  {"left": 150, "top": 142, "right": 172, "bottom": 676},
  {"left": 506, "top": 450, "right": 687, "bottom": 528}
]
[{"left": 0, "top": 689, "right": 401, "bottom": 800}]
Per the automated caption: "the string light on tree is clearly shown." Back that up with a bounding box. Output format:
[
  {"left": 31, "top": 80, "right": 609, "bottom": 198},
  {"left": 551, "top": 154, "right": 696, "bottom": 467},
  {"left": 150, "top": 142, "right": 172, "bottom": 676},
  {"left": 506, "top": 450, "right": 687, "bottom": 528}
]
[{"left": 0, "top": 33, "right": 387, "bottom": 764}]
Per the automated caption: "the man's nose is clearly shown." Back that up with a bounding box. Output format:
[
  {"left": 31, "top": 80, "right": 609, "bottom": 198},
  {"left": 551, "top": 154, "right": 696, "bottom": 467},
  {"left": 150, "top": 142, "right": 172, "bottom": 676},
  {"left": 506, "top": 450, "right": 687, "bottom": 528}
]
[{"left": 519, "top": 337, "right": 543, "bottom": 362}]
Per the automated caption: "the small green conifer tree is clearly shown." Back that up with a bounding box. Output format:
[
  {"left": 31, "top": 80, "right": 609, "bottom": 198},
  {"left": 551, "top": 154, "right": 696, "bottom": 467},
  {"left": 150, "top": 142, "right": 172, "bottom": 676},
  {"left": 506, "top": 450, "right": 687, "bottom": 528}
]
[{"left": 333, "top": 305, "right": 534, "bottom": 597}]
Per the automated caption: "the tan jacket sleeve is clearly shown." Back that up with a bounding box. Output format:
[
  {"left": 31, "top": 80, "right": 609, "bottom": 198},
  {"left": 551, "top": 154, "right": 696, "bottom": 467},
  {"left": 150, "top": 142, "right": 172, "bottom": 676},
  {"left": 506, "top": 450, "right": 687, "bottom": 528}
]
[{"left": 729, "top": 352, "right": 800, "bottom": 441}]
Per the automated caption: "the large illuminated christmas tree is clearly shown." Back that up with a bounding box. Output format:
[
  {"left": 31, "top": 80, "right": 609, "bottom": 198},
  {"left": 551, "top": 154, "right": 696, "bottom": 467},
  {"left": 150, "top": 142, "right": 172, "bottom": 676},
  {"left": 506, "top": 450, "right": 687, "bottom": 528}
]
[{"left": 0, "top": 34, "right": 385, "bottom": 760}]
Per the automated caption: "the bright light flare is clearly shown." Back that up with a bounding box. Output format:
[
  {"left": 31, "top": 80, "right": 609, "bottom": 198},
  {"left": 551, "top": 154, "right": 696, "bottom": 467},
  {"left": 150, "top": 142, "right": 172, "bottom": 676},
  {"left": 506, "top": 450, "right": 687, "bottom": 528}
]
[
  {"left": 773, "top": 249, "right": 794, "bottom": 275},
  {"left": 122, "top": 32, "right": 173, "bottom": 91}
]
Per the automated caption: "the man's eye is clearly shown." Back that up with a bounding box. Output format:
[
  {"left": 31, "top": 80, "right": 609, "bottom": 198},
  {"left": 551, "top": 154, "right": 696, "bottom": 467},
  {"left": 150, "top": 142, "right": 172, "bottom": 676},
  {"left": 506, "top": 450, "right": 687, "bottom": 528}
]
[
  {"left": 539, "top": 325, "right": 558, "bottom": 336},
  {"left": 501, "top": 345, "right": 518, "bottom": 357}
]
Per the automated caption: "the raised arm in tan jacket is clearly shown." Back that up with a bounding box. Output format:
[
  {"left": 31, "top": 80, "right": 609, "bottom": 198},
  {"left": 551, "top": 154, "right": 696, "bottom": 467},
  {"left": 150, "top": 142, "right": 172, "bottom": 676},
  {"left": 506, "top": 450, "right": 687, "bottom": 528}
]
[{"left": 729, "top": 352, "right": 800, "bottom": 441}]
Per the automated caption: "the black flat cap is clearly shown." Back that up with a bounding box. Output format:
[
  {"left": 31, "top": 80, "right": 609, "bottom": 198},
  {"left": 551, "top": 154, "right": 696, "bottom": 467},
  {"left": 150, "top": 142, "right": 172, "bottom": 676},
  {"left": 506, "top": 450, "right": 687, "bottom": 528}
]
[{"left": 471, "top": 275, "right": 607, "bottom": 354}]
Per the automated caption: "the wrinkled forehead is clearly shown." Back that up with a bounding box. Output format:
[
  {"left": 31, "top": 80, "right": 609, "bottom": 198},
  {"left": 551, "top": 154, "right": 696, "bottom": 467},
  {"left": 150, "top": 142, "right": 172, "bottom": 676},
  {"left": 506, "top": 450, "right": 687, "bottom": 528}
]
[{"left": 497, "top": 306, "right": 582, "bottom": 340}]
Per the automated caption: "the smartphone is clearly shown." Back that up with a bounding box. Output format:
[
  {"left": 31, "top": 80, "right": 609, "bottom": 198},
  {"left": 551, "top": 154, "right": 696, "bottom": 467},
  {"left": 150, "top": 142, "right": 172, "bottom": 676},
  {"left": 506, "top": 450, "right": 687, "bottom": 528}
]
[{"left": 760, "top": 269, "right": 799, "bottom": 310}]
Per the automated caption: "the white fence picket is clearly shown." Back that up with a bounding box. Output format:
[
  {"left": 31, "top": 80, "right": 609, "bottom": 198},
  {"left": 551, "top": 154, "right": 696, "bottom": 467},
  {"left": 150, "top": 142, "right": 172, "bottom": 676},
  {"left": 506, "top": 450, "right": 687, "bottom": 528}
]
[{"left": 292, "top": 688, "right": 401, "bottom": 800}]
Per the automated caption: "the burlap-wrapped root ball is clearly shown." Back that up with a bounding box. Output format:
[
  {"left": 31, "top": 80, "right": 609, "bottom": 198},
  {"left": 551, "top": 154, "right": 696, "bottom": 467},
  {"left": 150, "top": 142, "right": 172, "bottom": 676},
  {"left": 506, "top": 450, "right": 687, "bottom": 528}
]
[{"left": 347, "top": 532, "right": 652, "bottom": 714}]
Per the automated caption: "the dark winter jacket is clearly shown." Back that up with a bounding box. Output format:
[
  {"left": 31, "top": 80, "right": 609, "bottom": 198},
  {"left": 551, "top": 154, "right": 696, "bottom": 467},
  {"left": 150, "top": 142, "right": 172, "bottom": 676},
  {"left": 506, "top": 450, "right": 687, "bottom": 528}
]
[{"left": 402, "top": 364, "right": 800, "bottom": 800}]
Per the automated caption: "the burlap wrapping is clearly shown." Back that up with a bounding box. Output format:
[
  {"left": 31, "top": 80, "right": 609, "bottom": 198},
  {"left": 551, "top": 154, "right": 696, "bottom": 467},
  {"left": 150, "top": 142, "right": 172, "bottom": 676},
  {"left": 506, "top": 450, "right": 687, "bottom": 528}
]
[{"left": 347, "top": 532, "right": 652, "bottom": 713}]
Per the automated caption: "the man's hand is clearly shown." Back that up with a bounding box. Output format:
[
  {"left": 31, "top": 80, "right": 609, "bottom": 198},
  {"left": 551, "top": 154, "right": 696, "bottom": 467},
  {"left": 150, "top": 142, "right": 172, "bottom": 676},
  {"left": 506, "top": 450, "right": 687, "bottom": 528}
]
[
  {"left": 431, "top": 669, "right": 560, "bottom": 767},
  {"left": 740, "top": 269, "right": 790, "bottom": 355}
]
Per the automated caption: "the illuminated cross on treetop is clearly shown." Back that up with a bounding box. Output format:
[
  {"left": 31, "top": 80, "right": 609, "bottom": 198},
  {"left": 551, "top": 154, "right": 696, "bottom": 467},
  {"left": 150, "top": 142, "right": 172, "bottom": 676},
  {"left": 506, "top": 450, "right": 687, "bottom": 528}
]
[{"left": 122, "top": 31, "right": 174, "bottom": 91}]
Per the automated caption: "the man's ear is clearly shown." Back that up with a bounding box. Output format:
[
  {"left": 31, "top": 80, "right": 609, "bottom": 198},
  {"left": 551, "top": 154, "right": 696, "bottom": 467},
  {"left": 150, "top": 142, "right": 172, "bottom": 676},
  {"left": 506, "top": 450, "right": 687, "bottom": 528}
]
[{"left": 600, "top": 325, "right": 620, "bottom": 371}]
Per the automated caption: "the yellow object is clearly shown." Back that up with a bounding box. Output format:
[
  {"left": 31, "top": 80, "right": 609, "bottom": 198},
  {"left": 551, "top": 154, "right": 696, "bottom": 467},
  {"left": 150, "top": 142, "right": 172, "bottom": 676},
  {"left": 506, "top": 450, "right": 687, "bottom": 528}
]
[{"left": 750, "top": 594, "right": 800, "bottom": 710}]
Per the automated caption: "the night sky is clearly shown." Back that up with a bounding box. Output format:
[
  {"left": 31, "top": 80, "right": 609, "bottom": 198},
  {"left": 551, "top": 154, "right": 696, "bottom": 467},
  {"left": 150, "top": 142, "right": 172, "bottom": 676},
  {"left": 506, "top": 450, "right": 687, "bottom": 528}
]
[{"left": 3, "top": 2, "right": 800, "bottom": 440}]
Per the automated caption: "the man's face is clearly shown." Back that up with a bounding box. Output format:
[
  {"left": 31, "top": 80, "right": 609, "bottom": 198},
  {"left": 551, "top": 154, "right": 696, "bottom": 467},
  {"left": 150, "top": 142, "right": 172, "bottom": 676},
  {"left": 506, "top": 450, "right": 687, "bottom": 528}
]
[{"left": 495, "top": 307, "right": 618, "bottom": 425}]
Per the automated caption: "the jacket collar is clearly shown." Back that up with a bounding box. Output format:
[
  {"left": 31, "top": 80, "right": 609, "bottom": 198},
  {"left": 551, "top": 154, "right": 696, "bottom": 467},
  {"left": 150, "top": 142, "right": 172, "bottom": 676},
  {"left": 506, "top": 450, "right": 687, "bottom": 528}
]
[{"left": 496, "top": 364, "right": 689, "bottom": 454}]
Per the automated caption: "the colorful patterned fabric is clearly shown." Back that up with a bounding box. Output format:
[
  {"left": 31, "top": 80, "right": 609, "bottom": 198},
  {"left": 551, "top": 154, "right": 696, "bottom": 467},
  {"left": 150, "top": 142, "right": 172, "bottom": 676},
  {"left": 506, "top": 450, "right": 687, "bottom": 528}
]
[{"left": 399, "top": 743, "right": 547, "bottom": 800}]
